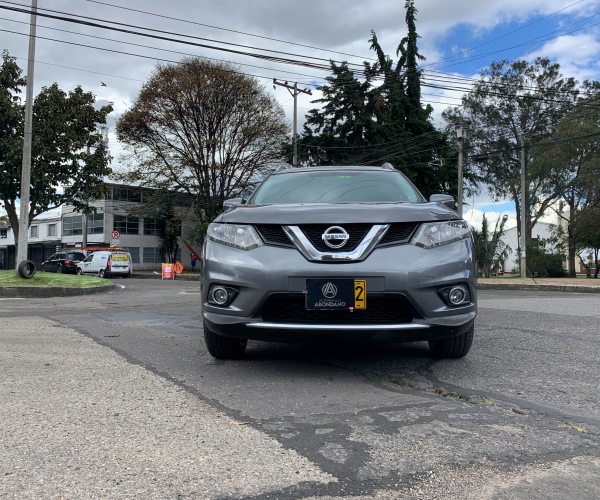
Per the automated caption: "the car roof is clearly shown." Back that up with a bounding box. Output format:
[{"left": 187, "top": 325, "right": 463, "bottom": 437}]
[{"left": 275, "top": 165, "right": 395, "bottom": 175}]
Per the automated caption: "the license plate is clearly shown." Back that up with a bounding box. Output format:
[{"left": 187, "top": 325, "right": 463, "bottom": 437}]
[{"left": 306, "top": 279, "right": 367, "bottom": 310}]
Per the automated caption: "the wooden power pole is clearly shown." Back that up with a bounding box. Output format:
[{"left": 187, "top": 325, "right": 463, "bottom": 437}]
[{"left": 273, "top": 79, "right": 311, "bottom": 166}]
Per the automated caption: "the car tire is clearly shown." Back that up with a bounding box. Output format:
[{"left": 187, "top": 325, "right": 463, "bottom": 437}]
[
  {"left": 428, "top": 324, "right": 474, "bottom": 359},
  {"left": 99, "top": 269, "right": 106, "bottom": 279},
  {"left": 17, "top": 260, "right": 36, "bottom": 279},
  {"left": 77, "top": 268, "right": 83, "bottom": 275},
  {"left": 203, "top": 322, "right": 247, "bottom": 359},
  {"left": 41, "top": 264, "right": 46, "bottom": 272},
  {"left": 56, "top": 264, "right": 63, "bottom": 274},
  {"left": 122, "top": 273, "right": 129, "bottom": 278}
]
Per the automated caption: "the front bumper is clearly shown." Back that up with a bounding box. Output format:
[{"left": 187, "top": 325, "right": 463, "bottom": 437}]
[{"left": 201, "top": 238, "right": 477, "bottom": 343}]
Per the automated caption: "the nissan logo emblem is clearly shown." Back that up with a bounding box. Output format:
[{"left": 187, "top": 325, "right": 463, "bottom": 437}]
[{"left": 322, "top": 226, "right": 350, "bottom": 249}]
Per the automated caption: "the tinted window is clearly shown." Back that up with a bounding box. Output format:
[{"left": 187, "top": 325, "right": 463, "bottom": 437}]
[
  {"left": 67, "top": 252, "right": 85, "bottom": 261},
  {"left": 252, "top": 171, "right": 420, "bottom": 205}
]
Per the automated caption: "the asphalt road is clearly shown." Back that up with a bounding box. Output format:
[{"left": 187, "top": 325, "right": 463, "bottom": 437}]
[{"left": 2, "top": 278, "right": 599, "bottom": 499}]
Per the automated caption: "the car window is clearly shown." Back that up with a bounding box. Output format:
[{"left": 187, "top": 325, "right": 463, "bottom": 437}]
[
  {"left": 67, "top": 252, "right": 85, "bottom": 261},
  {"left": 84, "top": 255, "right": 93, "bottom": 262},
  {"left": 251, "top": 170, "right": 421, "bottom": 204},
  {"left": 48, "top": 254, "right": 55, "bottom": 261}
]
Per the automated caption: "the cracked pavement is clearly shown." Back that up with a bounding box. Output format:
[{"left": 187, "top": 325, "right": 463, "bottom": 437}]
[{"left": 1, "top": 281, "right": 599, "bottom": 499}]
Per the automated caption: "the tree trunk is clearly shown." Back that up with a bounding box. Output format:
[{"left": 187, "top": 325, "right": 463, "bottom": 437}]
[{"left": 567, "top": 224, "right": 577, "bottom": 278}]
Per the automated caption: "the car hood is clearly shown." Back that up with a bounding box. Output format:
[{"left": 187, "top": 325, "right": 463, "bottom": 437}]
[{"left": 218, "top": 202, "right": 459, "bottom": 224}]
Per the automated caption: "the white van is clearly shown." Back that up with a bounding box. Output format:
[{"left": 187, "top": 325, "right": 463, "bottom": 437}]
[{"left": 77, "top": 250, "right": 132, "bottom": 278}]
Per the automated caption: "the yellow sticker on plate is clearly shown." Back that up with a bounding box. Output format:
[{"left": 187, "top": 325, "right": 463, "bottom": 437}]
[{"left": 354, "top": 280, "right": 366, "bottom": 309}]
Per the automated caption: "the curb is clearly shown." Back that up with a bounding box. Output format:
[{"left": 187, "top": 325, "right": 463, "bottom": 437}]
[
  {"left": 0, "top": 283, "right": 115, "bottom": 299},
  {"left": 477, "top": 283, "right": 600, "bottom": 294},
  {"left": 131, "top": 273, "right": 200, "bottom": 281}
]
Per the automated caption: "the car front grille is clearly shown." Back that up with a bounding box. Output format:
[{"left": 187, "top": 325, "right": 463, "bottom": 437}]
[
  {"left": 261, "top": 294, "right": 414, "bottom": 324},
  {"left": 255, "top": 225, "right": 294, "bottom": 247},
  {"left": 378, "top": 222, "right": 418, "bottom": 246},
  {"left": 255, "top": 222, "right": 419, "bottom": 250}
]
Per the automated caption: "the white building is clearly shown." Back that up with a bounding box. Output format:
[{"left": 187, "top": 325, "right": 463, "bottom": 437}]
[{"left": 0, "top": 183, "right": 199, "bottom": 272}]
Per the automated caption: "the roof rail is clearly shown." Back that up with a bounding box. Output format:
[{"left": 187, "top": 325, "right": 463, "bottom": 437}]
[
  {"left": 274, "top": 164, "right": 294, "bottom": 173},
  {"left": 381, "top": 162, "right": 395, "bottom": 171}
]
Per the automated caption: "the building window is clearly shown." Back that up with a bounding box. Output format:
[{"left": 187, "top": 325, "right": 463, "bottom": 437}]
[
  {"left": 129, "top": 247, "right": 140, "bottom": 264},
  {"left": 111, "top": 187, "right": 141, "bottom": 203},
  {"left": 143, "top": 247, "right": 161, "bottom": 263},
  {"left": 47, "top": 224, "right": 56, "bottom": 237},
  {"left": 63, "top": 215, "right": 83, "bottom": 235},
  {"left": 143, "top": 218, "right": 160, "bottom": 236},
  {"left": 87, "top": 213, "right": 104, "bottom": 234},
  {"left": 0, "top": 229, "right": 7, "bottom": 239},
  {"left": 30, "top": 226, "right": 38, "bottom": 238},
  {"left": 114, "top": 215, "right": 139, "bottom": 235}
]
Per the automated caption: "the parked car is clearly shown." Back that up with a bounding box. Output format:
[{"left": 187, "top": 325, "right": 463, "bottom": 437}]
[
  {"left": 200, "top": 164, "right": 477, "bottom": 359},
  {"left": 41, "top": 251, "right": 86, "bottom": 274},
  {"left": 77, "top": 250, "right": 132, "bottom": 278}
]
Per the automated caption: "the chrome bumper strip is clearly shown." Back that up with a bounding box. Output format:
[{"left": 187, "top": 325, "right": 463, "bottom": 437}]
[{"left": 247, "top": 322, "right": 430, "bottom": 330}]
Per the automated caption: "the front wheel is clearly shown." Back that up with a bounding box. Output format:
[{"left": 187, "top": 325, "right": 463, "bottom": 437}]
[
  {"left": 203, "top": 322, "right": 247, "bottom": 359},
  {"left": 77, "top": 268, "right": 83, "bottom": 275},
  {"left": 429, "top": 324, "right": 474, "bottom": 359}
]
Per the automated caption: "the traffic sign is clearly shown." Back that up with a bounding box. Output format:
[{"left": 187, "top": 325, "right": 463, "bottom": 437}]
[
  {"left": 174, "top": 261, "right": 184, "bottom": 274},
  {"left": 111, "top": 230, "right": 120, "bottom": 240}
]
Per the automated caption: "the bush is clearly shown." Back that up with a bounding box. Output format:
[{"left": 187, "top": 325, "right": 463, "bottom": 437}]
[{"left": 526, "top": 240, "right": 567, "bottom": 278}]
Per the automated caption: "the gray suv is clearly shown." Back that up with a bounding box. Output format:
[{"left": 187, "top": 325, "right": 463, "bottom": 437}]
[{"left": 201, "top": 165, "right": 476, "bottom": 359}]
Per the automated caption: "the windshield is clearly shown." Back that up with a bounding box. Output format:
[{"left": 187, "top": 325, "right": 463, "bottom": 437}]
[{"left": 251, "top": 170, "right": 421, "bottom": 204}]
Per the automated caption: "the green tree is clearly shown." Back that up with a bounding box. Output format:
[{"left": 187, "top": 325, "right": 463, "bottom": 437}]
[
  {"left": 0, "top": 51, "right": 113, "bottom": 256},
  {"left": 298, "top": 3, "right": 462, "bottom": 199},
  {"left": 534, "top": 94, "right": 600, "bottom": 276},
  {"left": 574, "top": 206, "right": 600, "bottom": 278},
  {"left": 471, "top": 214, "right": 510, "bottom": 277},
  {"left": 442, "top": 58, "right": 578, "bottom": 242},
  {"left": 117, "top": 58, "right": 289, "bottom": 224}
]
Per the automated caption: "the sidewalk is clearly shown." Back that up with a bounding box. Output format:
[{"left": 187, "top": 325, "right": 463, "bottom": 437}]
[
  {"left": 0, "top": 317, "right": 331, "bottom": 498},
  {"left": 478, "top": 276, "right": 600, "bottom": 293}
]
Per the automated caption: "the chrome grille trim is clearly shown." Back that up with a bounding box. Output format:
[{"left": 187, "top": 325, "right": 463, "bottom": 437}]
[{"left": 282, "top": 224, "right": 390, "bottom": 262}]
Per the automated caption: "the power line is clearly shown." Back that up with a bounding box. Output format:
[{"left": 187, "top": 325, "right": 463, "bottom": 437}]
[
  {"left": 0, "top": 1, "right": 363, "bottom": 70},
  {"left": 82, "top": 0, "right": 375, "bottom": 62}
]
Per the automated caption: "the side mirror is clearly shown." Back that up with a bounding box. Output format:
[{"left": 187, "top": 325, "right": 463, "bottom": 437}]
[
  {"left": 429, "top": 194, "right": 455, "bottom": 210},
  {"left": 223, "top": 198, "right": 243, "bottom": 212}
]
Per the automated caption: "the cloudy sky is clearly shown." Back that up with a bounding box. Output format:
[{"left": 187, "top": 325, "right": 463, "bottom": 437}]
[{"left": 2, "top": 0, "right": 600, "bottom": 226}]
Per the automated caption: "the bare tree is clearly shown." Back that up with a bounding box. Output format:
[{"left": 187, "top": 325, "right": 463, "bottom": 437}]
[{"left": 117, "top": 58, "right": 289, "bottom": 221}]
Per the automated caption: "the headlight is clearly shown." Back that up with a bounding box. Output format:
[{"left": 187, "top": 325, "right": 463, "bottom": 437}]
[
  {"left": 207, "top": 223, "right": 263, "bottom": 251},
  {"left": 410, "top": 220, "right": 471, "bottom": 249}
]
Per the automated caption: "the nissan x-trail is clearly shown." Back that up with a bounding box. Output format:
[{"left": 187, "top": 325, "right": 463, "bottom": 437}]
[{"left": 200, "top": 164, "right": 476, "bottom": 359}]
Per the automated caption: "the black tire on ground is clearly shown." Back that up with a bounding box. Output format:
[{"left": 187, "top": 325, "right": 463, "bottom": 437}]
[
  {"left": 41, "top": 264, "right": 45, "bottom": 272},
  {"left": 17, "top": 260, "right": 36, "bottom": 279},
  {"left": 99, "top": 269, "right": 106, "bottom": 279},
  {"left": 77, "top": 268, "right": 83, "bottom": 275},
  {"left": 56, "top": 264, "right": 63, "bottom": 274},
  {"left": 122, "top": 273, "right": 129, "bottom": 278},
  {"left": 428, "top": 324, "right": 474, "bottom": 359},
  {"left": 203, "top": 322, "right": 247, "bottom": 359}
]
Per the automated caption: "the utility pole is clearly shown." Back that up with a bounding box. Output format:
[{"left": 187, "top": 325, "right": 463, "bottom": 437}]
[
  {"left": 273, "top": 79, "right": 311, "bottom": 166},
  {"left": 16, "top": 0, "right": 37, "bottom": 274},
  {"left": 456, "top": 117, "right": 464, "bottom": 216},
  {"left": 520, "top": 135, "right": 527, "bottom": 279}
]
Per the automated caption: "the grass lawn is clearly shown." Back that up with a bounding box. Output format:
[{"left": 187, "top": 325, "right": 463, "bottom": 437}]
[{"left": 0, "top": 269, "right": 110, "bottom": 288}]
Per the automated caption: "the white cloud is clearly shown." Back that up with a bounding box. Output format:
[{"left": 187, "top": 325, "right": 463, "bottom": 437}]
[{"left": 524, "top": 33, "right": 600, "bottom": 82}]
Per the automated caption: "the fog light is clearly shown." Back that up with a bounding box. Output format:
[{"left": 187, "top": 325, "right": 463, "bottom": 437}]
[
  {"left": 211, "top": 287, "right": 229, "bottom": 305},
  {"left": 448, "top": 286, "right": 466, "bottom": 305}
]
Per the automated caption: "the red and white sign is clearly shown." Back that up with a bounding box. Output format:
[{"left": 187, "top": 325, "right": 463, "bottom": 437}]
[
  {"left": 162, "top": 263, "right": 175, "bottom": 280},
  {"left": 111, "top": 230, "right": 120, "bottom": 240}
]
